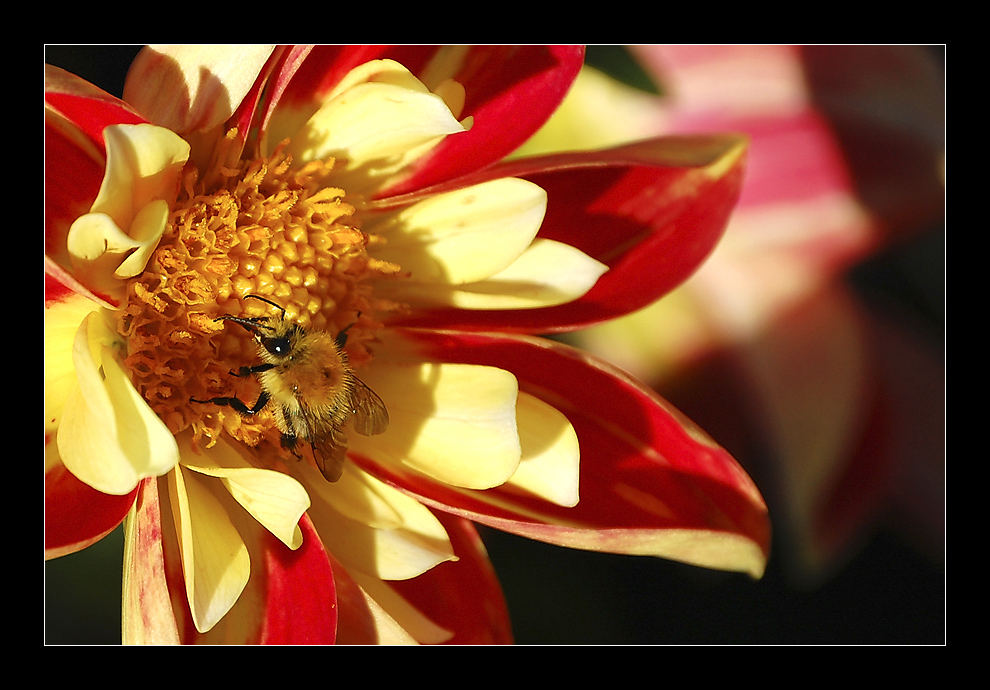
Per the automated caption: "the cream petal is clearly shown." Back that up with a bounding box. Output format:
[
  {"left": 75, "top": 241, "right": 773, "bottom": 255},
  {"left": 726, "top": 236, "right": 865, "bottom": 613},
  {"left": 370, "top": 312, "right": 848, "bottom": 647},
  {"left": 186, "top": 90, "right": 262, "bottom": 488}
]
[
  {"left": 326, "top": 512, "right": 455, "bottom": 583},
  {"left": 180, "top": 435, "right": 310, "bottom": 550},
  {"left": 325, "top": 59, "right": 434, "bottom": 100},
  {"left": 169, "top": 463, "right": 250, "bottom": 634},
  {"left": 282, "top": 63, "right": 467, "bottom": 191},
  {"left": 45, "top": 294, "right": 100, "bottom": 437},
  {"left": 505, "top": 391, "right": 581, "bottom": 507},
  {"left": 305, "top": 467, "right": 456, "bottom": 582},
  {"left": 57, "top": 311, "right": 178, "bottom": 495},
  {"left": 302, "top": 461, "right": 422, "bottom": 531},
  {"left": 350, "top": 362, "right": 521, "bottom": 489},
  {"left": 368, "top": 178, "right": 547, "bottom": 286},
  {"left": 391, "top": 238, "right": 609, "bottom": 310},
  {"left": 124, "top": 45, "right": 276, "bottom": 134}
]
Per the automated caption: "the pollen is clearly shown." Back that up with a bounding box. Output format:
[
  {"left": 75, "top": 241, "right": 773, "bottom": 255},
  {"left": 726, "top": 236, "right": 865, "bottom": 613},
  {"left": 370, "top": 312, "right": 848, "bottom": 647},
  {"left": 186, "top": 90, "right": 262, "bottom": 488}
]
[{"left": 118, "top": 129, "right": 401, "bottom": 452}]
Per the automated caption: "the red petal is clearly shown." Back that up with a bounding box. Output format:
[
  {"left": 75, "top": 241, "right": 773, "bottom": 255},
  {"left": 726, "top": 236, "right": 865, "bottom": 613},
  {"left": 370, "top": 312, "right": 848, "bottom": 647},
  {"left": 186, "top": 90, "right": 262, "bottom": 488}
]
[
  {"left": 390, "top": 134, "right": 748, "bottom": 333},
  {"left": 45, "top": 65, "right": 146, "bottom": 152},
  {"left": 257, "top": 515, "right": 337, "bottom": 644},
  {"left": 45, "top": 111, "right": 105, "bottom": 264},
  {"left": 45, "top": 461, "right": 136, "bottom": 559},
  {"left": 389, "top": 511, "right": 513, "bottom": 644},
  {"left": 45, "top": 259, "right": 115, "bottom": 309},
  {"left": 329, "top": 554, "right": 392, "bottom": 645},
  {"left": 357, "top": 329, "right": 770, "bottom": 577},
  {"left": 122, "top": 477, "right": 181, "bottom": 644},
  {"left": 381, "top": 45, "right": 586, "bottom": 196}
]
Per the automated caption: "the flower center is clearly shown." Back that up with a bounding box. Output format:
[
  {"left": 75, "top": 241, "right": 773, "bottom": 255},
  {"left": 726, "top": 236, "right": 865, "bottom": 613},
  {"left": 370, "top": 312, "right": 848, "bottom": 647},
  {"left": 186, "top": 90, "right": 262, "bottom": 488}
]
[{"left": 118, "top": 130, "right": 400, "bottom": 453}]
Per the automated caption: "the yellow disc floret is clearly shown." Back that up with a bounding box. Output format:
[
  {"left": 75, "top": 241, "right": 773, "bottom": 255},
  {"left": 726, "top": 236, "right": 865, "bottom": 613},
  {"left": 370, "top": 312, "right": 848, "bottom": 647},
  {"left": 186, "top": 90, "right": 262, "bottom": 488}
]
[{"left": 118, "top": 129, "right": 400, "bottom": 454}]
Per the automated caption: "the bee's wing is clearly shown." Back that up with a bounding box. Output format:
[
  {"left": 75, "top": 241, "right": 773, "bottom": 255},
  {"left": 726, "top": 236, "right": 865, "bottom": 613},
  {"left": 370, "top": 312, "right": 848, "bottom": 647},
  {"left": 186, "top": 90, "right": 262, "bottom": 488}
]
[
  {"left": 312, "top": 424, "right": 349, "bottom": 483},
  {"left": 350, "top": 378, "right": 389, "bottom": 436}
]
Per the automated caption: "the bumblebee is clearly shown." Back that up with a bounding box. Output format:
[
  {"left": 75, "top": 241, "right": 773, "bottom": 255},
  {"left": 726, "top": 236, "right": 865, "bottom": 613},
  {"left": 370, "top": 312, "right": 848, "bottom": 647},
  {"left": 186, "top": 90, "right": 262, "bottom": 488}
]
[{"left": 193, "top": 295, "right": 388, "bottom": 482}]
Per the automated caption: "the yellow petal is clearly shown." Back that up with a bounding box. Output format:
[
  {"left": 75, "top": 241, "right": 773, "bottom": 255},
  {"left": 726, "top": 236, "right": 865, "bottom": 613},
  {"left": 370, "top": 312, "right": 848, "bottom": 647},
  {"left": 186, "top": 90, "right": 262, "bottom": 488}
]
[
  {"left": 351, "top": 362, "right": 521, "bottom": 489},
  {"left": 169, "top": 463, "right": 250, "bottom": 633},
  {"left": 304, "top": 463, "right": 455, "bottom": 581},
  {"left": 394, "top": 238, "right": 609, "bottom": 310},
  {"left": 45, "top": 294, "right": 100, "bottom": 437},
  {"left": 279, "top": 60, "right": 468, "bottom": 192},
  {"left": 124, "top": 45, "right": 276, "bottom": 133},
  {"left": 305, "top": 461, "right": 421, "bottom": 531},
  {"left": 180, "top": 434, "right": 310, "bottom": 550},
  {"left": 57, "top": 311, "right": 179, "bottom": 495},
  {"left": 368, "top": 177, "right": 547, "bottom": 286},
  {"left": 506, "top": 392, "right": 581, "bottom": 507}
]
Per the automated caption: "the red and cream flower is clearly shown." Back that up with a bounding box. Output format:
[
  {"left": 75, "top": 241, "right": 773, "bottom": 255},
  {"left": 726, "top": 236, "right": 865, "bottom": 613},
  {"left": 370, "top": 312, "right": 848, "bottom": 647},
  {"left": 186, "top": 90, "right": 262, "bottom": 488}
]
[{"left": 45, "top": 45, "right": 769, "bottom": 644}]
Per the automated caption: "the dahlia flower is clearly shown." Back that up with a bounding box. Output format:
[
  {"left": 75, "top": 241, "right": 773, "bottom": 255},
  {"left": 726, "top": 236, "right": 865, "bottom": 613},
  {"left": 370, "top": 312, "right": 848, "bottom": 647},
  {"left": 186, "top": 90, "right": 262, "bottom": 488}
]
[{"left": 45, "top": 45, "right": 769, "bottom": 643}]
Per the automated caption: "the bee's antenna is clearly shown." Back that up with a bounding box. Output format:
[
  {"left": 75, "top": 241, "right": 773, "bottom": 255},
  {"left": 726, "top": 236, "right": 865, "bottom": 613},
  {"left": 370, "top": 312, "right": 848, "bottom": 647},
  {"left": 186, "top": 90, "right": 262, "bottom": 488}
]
[{"left": 244, "top": 294, "right": 286, "bottom": 317}]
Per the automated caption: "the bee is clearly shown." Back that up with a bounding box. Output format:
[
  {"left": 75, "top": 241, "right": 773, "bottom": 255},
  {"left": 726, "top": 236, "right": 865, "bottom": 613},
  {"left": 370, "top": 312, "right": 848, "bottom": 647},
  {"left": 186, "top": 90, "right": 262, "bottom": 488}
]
[{"left": 192, "top": 295, "right": 389, "bottom": 482}]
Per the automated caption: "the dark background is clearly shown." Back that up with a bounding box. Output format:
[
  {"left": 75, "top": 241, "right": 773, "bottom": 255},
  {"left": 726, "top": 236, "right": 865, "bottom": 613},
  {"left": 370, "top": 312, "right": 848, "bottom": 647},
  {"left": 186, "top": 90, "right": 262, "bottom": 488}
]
[{"left": 44, "top": 45, "right": 944, "bottom": 645}]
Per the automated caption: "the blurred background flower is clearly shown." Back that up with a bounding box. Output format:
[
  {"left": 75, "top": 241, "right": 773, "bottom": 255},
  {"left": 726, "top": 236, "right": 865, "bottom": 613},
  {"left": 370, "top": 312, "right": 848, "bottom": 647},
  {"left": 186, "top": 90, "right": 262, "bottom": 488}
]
[{"left": 45, "top": 45, "right": 944, "bottom": 644}]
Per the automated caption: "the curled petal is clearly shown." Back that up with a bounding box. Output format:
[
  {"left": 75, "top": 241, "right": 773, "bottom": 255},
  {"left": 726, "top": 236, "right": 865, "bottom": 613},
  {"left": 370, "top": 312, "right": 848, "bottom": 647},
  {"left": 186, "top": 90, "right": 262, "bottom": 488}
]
[
  {"left": 124, "top": 45, "right": 276, "bottom": 134},
  {"left": 68, "top": 201, "right": 169, "bottom": 278},
  {"left": 66, "top": 123, "right": 189, "bottom": 297},
  {"left": 82, "top": 123, "right": 189, "bottom": 230},
  {"left": 57, "top": 311, "right": 179, "bottom": 495}
]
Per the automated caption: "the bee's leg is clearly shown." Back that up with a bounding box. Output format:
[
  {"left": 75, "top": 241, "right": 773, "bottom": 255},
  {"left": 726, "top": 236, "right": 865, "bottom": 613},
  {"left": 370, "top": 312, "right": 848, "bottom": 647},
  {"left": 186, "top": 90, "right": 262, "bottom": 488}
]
[
  {"left": 231, "top": 362, "right": 275, "bottom": 377},
  {"left": 335, "top": 312, "right": 362, "bottom": 348},
  {"left": 280, "top": 432, "right": 304, "bottom": 461},
  {"left": 191, "top": 390, "right": 270, "bottom": 415}
]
